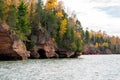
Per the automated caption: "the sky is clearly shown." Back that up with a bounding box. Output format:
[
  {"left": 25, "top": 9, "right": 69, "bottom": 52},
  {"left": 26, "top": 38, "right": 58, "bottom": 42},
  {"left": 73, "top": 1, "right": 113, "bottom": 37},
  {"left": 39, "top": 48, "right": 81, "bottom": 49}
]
[{"left": 44, "top": 0, "right": 120, "bottom": 37}]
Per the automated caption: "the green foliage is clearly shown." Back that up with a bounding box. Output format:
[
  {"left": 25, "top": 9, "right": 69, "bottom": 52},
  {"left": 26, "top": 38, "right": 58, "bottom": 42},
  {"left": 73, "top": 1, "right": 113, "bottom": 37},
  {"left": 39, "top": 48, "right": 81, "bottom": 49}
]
[
  {"left": 0, "top": 0, "right": 5, "bottom": 22},
  {"left": 6, "top": 5, "right": 17, "bottom": 29},
  {"left": 1, "top": 0, "right": 84, "bottom": 53},
  {"left": 1, "top": 0, "right": 120, "bottom": 54},
  {"left": 16, "top": 1, "right": 31, "bottom": 41},
  {"left": 76, "top": 38, "right": 83, "bottom": 52},
  {"left": 69, "top": 42, "right": 77, "bottom": 51},
  {"left": 41, "top": 10, "right": 59, "bottom": 38},
  {"left": 85, "top": 30, "right": 90, "bottom": 44}
]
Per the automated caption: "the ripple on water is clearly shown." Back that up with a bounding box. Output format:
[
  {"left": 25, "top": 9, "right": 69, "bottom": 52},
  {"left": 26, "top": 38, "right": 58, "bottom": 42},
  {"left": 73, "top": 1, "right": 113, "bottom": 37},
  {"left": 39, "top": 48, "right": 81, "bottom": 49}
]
[{"left": 0, "top": 55, "right": 120, "bottom": 80}]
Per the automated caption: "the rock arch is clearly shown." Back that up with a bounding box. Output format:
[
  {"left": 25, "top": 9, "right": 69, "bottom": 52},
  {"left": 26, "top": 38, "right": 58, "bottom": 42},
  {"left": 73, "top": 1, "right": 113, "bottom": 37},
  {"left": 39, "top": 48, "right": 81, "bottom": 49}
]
[{"left": 37, "top": 49, "right": 47, "bottom": 59}]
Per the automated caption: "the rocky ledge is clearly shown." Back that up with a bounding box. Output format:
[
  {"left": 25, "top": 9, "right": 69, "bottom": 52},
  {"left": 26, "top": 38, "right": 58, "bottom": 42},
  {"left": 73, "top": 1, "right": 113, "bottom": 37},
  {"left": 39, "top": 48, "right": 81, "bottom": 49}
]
[
  {"left": 29, "top": 27, "right": 81, "bottom": 59},
  {"left": 0, "top": 22, "right": 81, "bottom": 60},
  {"left": 0, "top": 22, "right": 30, "bottom": 60}
]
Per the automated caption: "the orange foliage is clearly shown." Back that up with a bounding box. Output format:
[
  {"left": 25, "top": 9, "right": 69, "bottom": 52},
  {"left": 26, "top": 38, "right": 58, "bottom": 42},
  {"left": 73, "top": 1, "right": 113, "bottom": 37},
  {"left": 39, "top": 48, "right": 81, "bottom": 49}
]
[
  {"left": 45, "top": 0, "right": 57, "bottom": 10},
  {"left": 76, "top": 32, "right": 81, "bottom": 38},
  {"left": 6, "top": 0, "right": 13, "bottom": 6},
  {"left": 14, "top": 0, "right": 20, "bottom": 6},
  {"left": 28, "top": 0, "right": 36, "bottom": 13}
]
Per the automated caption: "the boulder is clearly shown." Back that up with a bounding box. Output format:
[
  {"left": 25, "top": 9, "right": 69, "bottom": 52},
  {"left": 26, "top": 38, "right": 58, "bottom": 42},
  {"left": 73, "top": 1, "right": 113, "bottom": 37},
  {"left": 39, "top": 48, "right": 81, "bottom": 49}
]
[{"left": 0, "top": 22, "right": 29, "bottom": 60}]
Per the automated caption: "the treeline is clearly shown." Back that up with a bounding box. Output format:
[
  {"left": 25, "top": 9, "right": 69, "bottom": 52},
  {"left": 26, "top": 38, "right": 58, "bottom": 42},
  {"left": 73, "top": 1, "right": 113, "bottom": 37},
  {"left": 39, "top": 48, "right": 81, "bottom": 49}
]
[
  {"left": 84, "top": 29, "right": 120, "bottom": 54},
  {"left": 0, "top": 0, "right": 84, "bottom": 52},
  {"left": 0, "top": 0, "right": 120, "bottom": 54}
]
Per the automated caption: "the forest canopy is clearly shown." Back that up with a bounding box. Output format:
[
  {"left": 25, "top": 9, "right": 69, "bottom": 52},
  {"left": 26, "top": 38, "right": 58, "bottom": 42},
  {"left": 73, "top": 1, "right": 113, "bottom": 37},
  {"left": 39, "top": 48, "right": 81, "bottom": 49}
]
[{"left": 0, "top": 0, "right": 120, "bottom": 54}]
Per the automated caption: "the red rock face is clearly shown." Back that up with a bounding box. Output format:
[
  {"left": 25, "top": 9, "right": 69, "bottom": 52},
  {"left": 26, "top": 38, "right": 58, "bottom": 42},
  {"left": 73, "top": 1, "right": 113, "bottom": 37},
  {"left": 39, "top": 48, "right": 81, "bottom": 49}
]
[
  {"left": 30, "top": 27, "right": 58, "bottom": 59},
  {"left": 30, "top": 42, "right": 58, "bottom": 59},
  {"left": 0, "top": 23, "right": 29, "bottom": 60},
  {"left": 82, "top": 45, "right": 101, "bottom": 55}
]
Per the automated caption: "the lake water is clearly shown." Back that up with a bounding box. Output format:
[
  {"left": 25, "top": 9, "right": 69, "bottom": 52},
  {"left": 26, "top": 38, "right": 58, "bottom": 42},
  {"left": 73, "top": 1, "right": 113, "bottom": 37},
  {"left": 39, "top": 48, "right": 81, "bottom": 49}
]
[{"left": 0, "top": 55, "right": 120, "bottom": 80}]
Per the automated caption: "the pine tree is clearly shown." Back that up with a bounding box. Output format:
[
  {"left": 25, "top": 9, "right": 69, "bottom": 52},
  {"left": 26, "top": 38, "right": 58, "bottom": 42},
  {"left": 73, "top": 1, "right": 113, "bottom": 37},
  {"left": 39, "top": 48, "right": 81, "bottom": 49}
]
[
  {"left": 6, "top": 4, "right": 17, "bottom": 29},
  {"left": 16, "top": 1, "right": 31, "bottom": 41},
  {"left": 85, "top": 30, "right": 90, "bottom": 44},
  {"left": 0, "top": 1, "right": 6, "bottom": 22}
]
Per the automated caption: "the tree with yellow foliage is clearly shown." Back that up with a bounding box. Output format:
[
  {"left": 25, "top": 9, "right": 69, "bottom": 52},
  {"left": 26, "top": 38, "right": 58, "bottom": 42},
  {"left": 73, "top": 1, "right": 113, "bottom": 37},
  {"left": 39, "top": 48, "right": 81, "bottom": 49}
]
[
  {"left": 95, "top": 42, "right": 99, "bottom": 47},
  {"left": 45, "top": 0, "right": 57, "bottom": 10},
  {"left": 89, "top": 31, "right": 93, "bottom": 39},
  {"left": 55, "top": 1, "right": 64, "bottom": 18},
  {"left": 75, "top": 31, "right": 81, "bottom": 38},
  {"left": 56, "top": 11, "right": 63, "bottom": 18},
  {"left": 59, "top": 18, "right": 67, "bottom": 37},
  {"left": 95, "top": 30, "right": 102, "bottom": 38},
  {"left": 28, "top": 0, "right": 36, "bottom": 14},
  {"left": 102, "top": 42, "right": 108, "bottom": 47},
  {"left": 110, "top": 36, "right": 116, "bottom": 45}
]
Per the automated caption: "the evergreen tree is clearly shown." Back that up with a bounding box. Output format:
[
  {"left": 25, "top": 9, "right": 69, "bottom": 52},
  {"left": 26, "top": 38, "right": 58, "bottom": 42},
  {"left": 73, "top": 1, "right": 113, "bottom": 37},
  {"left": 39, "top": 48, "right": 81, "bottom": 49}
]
[
  {"left": 16, "top": 1, "right": 31, "bottom": 41},
  {"left": 85, "top": 29, "right": 90, "bottom": 44},
  {"left": 6, "top": 5, "right": 17, "bottom": 29},
  {"left": 30, "top": 0, "right": 43, "bottom": 35},
  {"left": 0, "top": 0, "right": 5, "bottom": 22}
]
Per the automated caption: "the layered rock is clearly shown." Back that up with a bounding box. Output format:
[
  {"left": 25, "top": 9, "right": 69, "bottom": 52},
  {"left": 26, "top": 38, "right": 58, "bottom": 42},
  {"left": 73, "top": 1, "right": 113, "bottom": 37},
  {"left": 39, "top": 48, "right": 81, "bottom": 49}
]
[
  {"left": 0, "top": 22, "right": 29, "bottom": 60},
  {"left": 30, "top": 27, "right": 58, "bottom": 59},
  {"left": 30, "top": 42, "right": 58, "bottom": 59},
  {"left": 55, "top": 49, "right": 81, "bottom": 58},
  {"left": 30, "top": 26, "right": 81, "bottom": 59}
]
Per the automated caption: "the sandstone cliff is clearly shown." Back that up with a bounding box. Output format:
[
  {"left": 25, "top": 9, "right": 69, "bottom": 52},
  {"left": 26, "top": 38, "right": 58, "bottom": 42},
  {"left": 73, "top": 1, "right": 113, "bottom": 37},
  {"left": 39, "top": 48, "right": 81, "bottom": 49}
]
[
  {"left": 0, "top": 22, "right": 29, "bottom": 60},
  {"left": 30, "top": 27, "right": 81, "bottom": 59},
  {"left": 30, "top": 27, "right": 58, "bottom": 59}
]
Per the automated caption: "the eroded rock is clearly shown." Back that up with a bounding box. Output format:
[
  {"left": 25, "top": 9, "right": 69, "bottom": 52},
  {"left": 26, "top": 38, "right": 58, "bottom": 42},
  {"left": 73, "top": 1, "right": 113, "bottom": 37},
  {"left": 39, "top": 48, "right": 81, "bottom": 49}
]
[
  {"left": 0, "top": 22, "right": 29, "bottom": 60},
  {"left": 30, "top": 27, "right": 58, "bottom": 59},
  {"left": 55, "top": 49, "right": 81, "bottom": 58}
]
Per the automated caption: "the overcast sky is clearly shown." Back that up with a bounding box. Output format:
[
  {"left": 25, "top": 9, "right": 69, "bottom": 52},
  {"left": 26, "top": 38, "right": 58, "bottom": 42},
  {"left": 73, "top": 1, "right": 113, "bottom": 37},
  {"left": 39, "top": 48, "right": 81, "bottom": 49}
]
[{"left": 44, "top": 0, "right": 120, "bottom": 37}]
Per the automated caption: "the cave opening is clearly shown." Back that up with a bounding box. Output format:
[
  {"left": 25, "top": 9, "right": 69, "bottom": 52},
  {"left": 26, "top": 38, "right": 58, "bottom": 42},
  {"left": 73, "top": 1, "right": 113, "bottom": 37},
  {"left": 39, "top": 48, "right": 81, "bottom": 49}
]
[{"left": 37, "top": 49, "right": 47, "bottom": 59}]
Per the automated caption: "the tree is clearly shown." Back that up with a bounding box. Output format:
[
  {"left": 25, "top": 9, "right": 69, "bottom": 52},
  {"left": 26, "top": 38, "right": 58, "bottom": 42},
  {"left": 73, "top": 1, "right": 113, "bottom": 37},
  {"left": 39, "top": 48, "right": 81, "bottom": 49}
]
[
  {"left": 59, "top": 18, "right": 67, "bottom": 38},
  {"left": 45, "top": 0, "right": 57, "bottom": 10},
  {"left": 55, "top": 1, "right": 64, "bottom": 18},
  {"left": 85, "top": 29, "right": 90, "bottom": 44},
  {"left": 76, "top": 38, "right": 83, "bottom": 51},
  {"left": 6, "top": 4, "right": 17, "bottom": 29},
  {"left": 16, "top": 1, "right": 31, "bottom": 41},
  {"left": 29, "top": 0, "right": 43, "bottom": 35},
  {"left": 56, "top": 11, "right": 63, "bottom": 18},
  {"left": 0, "top": 0, "right": 6, "bottom": 22}
]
